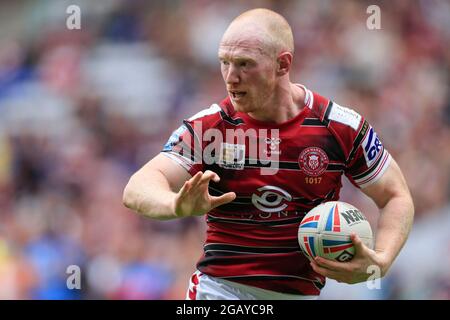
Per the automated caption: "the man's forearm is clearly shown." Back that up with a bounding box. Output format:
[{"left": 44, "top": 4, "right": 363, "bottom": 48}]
[
  {"left": 374, "top": 193, "right": 414, "bottom": 275},
  {"left": 123, "top": 170, "right": 178, "bottom": 220}
]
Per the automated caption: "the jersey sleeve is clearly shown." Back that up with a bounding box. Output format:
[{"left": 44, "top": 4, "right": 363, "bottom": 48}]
[
  {"left": 161, "top": 121, "right": 204, "bottom": 176},
  {"left": 161, "top": 104, "right": 223, "bottom": 176},
  {"left": 325, "top": 101, "right": 392, "bottom": 189}
]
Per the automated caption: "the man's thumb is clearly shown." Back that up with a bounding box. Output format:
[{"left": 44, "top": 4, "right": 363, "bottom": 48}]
[{"left": 211, "top": 192, "right": 236, "bottom": 209}]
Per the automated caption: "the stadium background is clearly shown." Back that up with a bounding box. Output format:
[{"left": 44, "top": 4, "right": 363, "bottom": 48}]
[{"left": 0, "top": 0, "right": 449, "bottom": 299}]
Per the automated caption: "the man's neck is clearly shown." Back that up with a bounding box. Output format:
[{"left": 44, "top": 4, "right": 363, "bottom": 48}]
[{"left": 247, "top": 82, "right": 306, "bottom": 123}]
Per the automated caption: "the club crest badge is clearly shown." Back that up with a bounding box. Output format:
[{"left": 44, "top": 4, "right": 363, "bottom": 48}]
[{"left": 298, "top": 147, "right": 329, "bottom": 176}]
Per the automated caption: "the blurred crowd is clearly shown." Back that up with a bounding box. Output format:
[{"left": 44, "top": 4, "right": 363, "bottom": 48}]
[{"left": 0, "top": 0, "right": 449, "bottom": 299}]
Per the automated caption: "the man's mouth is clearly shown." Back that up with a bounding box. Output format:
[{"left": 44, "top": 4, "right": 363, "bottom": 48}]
[{"left": 229, "top": 91, "right": 247, "bottom": 99}]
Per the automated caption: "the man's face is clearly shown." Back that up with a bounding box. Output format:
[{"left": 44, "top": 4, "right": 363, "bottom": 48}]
[{"left": 218, "top": 37, "right": 277, "bottom": 114}]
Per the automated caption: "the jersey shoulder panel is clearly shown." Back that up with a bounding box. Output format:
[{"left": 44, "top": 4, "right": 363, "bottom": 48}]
[
  {"left": 309, "top": 92, "right": 391, "bottom": 188},
  {"left": 309, "top": 92, "right": 365, "bottom": 161},
  {"left": 184, "top": 97, "right": 244, "bottom": 130},
  {"left": 326, "top": 101, "right": 362, "bottom": 131},
  {"left": 161, "top": 102, "right": 223, "bottom": 176},
  {"left": 161, "top": 97, "right": 244, "bottom": 176},
  {"left": 185, "top": 102, "right": 224, "bottom": 130}
]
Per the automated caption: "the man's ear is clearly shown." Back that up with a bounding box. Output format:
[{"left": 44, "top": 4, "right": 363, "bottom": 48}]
[{"left": 276, "top": 52, "right": 293, "bottom": 76}]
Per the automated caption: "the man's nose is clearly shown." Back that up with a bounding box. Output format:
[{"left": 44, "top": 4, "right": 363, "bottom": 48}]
[{"left": 225, "top": 64, "right": 240, "bottom": 84}]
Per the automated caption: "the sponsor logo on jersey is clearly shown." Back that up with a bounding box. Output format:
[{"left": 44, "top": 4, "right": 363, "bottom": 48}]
[
  {"left": 328, "top": 102, "right": 362, "bottom": 130},
  {"left": 251, "top": 186, "right": 292, "bottom": 212},
  {"left": 362, "top": 126, "right": 383, "bottom": 167},
  {"left": 218, "top": 142, "right": 245, "bottom": 170},
  {"left": 298, "top": 147, "right": 329, "bottom": 176},
  {"left": 264, "top": 137, "right": 281, "bottom": 155}
]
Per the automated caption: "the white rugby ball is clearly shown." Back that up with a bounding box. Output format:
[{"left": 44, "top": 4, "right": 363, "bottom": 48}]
[{"left": 298, "top": 201, "right": 373, "bottom": 262}]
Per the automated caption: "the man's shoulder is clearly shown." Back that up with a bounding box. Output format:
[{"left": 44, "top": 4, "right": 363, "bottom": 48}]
[
  {"left": 184, "top": 97, "right": 244, "bottom": 129},
  {"left": 309, "top": 91, "right": 364, "bottom": 133}
]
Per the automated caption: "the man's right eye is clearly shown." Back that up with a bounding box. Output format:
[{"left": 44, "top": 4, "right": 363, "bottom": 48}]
[{"left": 221, "top": 60, "right": 230, "bottom": 66}]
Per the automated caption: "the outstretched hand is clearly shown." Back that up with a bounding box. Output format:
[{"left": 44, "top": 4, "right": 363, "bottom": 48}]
[
  {"left": 310, "top": 233, "right": 389, "bottom": 284},
  {"left": 173, "top": 170, "right": 236, "bottom": 218}
]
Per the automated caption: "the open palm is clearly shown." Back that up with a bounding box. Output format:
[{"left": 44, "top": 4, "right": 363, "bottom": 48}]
[{"left": 174, "top": 170, "right": 236, "bottom": 217}]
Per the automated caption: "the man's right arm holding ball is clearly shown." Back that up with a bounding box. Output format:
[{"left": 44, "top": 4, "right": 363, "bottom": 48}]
[{"left": 310, "top": 158, "right": 415, "bottom": 284}]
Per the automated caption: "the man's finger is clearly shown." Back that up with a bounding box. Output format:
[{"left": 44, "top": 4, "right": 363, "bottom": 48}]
[
  {"left": 189, "top": 171, "right": 203, "bottom": 188},
  {"left": 211, "top": 192, "right": 236, "bottom": 209},
  {"left": 351, "top": 233, "right": 367, "bottom": 255},
  {"left": 310, "top": 260, "right": 341, "bottom": 279},
  {"left": 314, "top": 256, "right": 351, "bottom": 272},
  {"left": 199, "top": 170, "right": 220, "bottom": 185},
  {"left": 178, "top": 180, "right": 192, "bottom": 198}
]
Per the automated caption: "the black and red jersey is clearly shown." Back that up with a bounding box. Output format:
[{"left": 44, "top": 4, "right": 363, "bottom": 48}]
[{"left": 162, "top": 85, "right": 391, "bottom": 295}]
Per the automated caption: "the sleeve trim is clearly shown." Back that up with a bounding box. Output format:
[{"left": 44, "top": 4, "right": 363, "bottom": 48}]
[
  {"left": 354, "top": 151, "right": 391, "bottom": 188},
  {"left": 161, "top": 151, "right": 193, "bottom": 173}
]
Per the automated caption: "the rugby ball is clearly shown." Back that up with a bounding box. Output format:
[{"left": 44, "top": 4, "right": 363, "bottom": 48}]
[{"left": 298, "top": 201, "right": 373, "bottom": 262}]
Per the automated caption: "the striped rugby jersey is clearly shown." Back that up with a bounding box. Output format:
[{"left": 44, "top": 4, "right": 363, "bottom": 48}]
[{"left": 162, "top": 85, "right": 391, "bottom": 296}]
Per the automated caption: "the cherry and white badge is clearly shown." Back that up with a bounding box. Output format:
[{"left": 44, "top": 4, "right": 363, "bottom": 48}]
[{"left": 298, "top": 147, "right": 329, "bottom": 176}]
